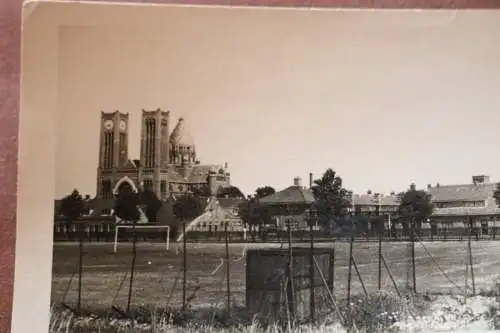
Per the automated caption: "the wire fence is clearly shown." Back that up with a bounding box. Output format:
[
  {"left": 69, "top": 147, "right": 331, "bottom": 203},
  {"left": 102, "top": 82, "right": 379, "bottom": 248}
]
[{"left": 50, "top": 224, "right": 499, "bottom": 327}]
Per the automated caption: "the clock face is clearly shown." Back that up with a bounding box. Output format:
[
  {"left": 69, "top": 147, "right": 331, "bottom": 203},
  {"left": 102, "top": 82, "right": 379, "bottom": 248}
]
[
  {"left": 119, "top": 120, "right": 127, "bottom": 131},
  {"left": 103, "top": 120, "right": 114, "bottom": 130}
]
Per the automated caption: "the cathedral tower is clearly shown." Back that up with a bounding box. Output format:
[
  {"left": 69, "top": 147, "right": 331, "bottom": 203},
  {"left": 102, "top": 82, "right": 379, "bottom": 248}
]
[
  {"left": 139, "top": 109, "right": 170, "bottom": 198},
  {"left": 96, "top": 111, "right": 129, "bottom": 199}
]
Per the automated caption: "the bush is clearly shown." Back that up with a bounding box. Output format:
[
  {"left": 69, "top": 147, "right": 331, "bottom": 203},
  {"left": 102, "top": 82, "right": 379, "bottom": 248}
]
[
  {"left": 482, "top": 278, "right": 500, "bottom": 329},
  {"left": 339, "top": 291, "right": 429, "bottom": 333}
]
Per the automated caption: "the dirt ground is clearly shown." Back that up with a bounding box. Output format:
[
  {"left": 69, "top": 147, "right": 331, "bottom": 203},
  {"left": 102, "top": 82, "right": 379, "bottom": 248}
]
[{"left": 51, "top": 240, "right": 500, "bottom": 311}]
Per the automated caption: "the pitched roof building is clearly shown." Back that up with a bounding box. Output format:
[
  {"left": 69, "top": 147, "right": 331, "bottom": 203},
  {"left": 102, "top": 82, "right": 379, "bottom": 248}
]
[{"left": 428, "top": 175, "right": 500, "bottom": 218}]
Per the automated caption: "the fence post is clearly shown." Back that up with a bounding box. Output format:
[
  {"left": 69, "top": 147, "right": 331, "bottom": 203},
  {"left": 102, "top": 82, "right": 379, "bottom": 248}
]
[
  {"left": 378, "top": 230, "right": 382, "bottom": 291},
  {"left": 346, "top": 236, "right": 354, "bottom": 310},
  {"left": 224, "top": 222, "right": 231, "bottom": 319},
  {"left": 309, "top": 220, "right": 315, "bottom": 325},
  {"left": 286, "top": 219, "right": 295, "bottom": 321},
  {"left": 411, "top": 219, "right": 417, "bottom": 294},
  {"left": 77, "top": 222, "right": 84, "bottom": 314},
  {"left": 328, "top": 248, "right": 335, "bottom": 293},
  {"left": 126, "top": 219, "right": 137, "bottom": 313},
  {"left": 468, "top": 216, "right": 476, "bottom": 295},
  {"left": 182, "top": 220, "right": 187, "bottom": 311}
]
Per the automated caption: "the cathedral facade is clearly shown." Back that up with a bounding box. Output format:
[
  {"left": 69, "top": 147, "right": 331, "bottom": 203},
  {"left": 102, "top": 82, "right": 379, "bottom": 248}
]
[{"left": 96, "top": 109, "right": 231, "bottom": 200}]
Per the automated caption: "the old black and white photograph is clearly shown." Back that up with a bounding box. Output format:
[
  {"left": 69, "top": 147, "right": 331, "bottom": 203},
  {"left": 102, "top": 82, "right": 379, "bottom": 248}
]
[{"left": 50, "top": 6, "right": 500, "bottom": 333}]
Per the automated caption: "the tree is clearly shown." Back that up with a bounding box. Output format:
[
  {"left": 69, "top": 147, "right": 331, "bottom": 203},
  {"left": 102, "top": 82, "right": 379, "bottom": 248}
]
[
  {"left": 114, "top": 183, "right": 141, "bottom": 223},
  {"left": 254, "top": 186, "right": 276, "bottom": 199},
  {"left": 237, "top": 195, "right": 272, "bottom": 240},
  {"left": 60, "top": 189, "right": 86, "bottom": 229},
  {"left": 138, "top": 186, "right": 163, "bottom": 223},
  {"left": 113, "top": 182, "right": 141, "bottom": 313},
  {"left": 59, "top": 189, "right": 87, "bottom": 313},
  {"left": 398, "top": 183, "right": 433, "bottom": 237},
  {"left": 173, "top": 194, "right": 203, "bottom": 222},
  {"left": 311, "top": 168, "right": 352, "bottom": 230}
]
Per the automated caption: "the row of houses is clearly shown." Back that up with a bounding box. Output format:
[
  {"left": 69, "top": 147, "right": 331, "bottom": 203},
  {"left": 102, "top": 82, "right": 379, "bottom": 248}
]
[
  {"left": 255, "top": 174, "right": 500, "bottom": 236},
  {"left": 54, "top": 173, "right": 500, "bottom": 237}
]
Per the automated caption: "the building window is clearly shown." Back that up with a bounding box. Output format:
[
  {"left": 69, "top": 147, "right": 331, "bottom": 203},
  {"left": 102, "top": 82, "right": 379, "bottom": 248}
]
[
  {"left": 481, "top": 222, "right": 489, "bottom": 235},
  {"left": 160, "top": 180, "right": 167, "bottom": 195},
  {"left": 143, "top": 179, "right": 153, "bottom": 190}
]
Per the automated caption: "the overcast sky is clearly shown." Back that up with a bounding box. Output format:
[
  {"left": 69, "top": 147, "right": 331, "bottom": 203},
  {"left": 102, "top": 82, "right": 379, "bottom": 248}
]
[{"left": 56, "top": 7, "right": 500, "bottom": 198}]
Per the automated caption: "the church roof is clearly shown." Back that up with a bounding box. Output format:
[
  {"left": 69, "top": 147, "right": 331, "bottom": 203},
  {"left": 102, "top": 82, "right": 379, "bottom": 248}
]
[
  {"left": 170, "top": 117, "right": 195, "bottom": 147},
  {"left": 167, "top": 164, "right": 224, "bottom": 183},
  {"left": 259, "top": 185, "right": 315, "bottom": 206},
  {"left": 123, "top": 159, "right": 138, "bottom": 169}
]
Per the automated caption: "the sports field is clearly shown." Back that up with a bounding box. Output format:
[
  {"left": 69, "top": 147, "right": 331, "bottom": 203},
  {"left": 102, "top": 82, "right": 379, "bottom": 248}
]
[{"left": 51, "top": 241, "right": 500, "bottom": 311}]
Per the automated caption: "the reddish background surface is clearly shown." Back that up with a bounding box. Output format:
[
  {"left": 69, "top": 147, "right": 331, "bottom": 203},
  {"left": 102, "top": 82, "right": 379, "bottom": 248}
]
[{"left": 1, "top": 0, "right": 500, "bottom": 332}]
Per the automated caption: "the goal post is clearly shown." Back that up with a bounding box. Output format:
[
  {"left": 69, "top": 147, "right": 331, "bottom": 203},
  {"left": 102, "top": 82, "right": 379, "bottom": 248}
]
[{"left": 113, "top": 225, "right": 170, "bottom": 253}]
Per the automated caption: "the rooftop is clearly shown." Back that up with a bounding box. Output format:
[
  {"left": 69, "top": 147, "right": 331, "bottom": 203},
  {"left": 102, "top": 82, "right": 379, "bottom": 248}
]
[{"left": 259, "top": 177, "right": 315, "bottom": 205}]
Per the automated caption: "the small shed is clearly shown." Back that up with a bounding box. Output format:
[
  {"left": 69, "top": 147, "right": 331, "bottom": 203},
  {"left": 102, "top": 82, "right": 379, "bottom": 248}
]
[{"left": 246, "top": 247, "right": 335, "bottom": 324}]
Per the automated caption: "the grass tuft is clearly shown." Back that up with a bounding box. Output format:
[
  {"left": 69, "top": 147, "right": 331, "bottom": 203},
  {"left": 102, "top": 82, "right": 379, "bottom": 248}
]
[{"left": 49, "top": 291, "right": 432, "bottom": 333}]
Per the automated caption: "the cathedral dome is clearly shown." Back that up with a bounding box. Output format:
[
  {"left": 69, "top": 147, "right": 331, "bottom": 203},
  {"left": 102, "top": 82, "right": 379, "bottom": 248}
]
[{"left": 170, "top": 117, "right": 195, "bottom": 148}]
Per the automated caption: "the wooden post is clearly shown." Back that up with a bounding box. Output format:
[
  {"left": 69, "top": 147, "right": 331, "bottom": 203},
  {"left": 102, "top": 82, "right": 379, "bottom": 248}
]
[
  {"left": 410, "top": 219, "right": 417, "bottom": 294},
  {"left": 77, "top": 222, "right": 83, "bottom": 314},
  {"left": 286, "top": 219, "right": 295, "bottom": 320},
  {"left": 126, "top": 220, "right": 137, "bottom": 313},
  {"left": 468, "top": 216, "right": 476, "bottom": 295},
  {"left": 346, "top": 236, "right": 354, "bottom": 309},
  {"left": 328, "top": 248, "right": 335, "bottom": 293},
  {"left": 381, "top": 255, "right": 402, "bottom": 298},
  {"left": 309, "top": 220, "right": 315, "bottom": 325},
  {"left": 352, "top": 256, "right": 368, "bottom": 298},
  {"left": 224, "top": 222, "right": 231, "bottom": 319},
  {"left": 378, "top": 231, "right": 382, "bottom": 291},
  {"left": 182, "top": 220, "right": 187, "bottom": 311}
]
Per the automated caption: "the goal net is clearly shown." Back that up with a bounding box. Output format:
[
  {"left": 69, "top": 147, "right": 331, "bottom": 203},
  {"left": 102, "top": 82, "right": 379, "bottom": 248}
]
[{"left": 113, "top": 225, "right": 170, "bottom": 253}]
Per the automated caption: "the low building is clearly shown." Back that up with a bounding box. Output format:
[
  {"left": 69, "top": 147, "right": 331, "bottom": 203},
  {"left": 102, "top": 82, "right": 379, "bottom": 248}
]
[
  {"left": 259, "top": 177, "right": 315, "bottom": 231},
  {"left": 350, "top": 191, "right": 401, "bottom": 233},
  {"left": 428, "top": 175, "right": 500, "bottom": 237}
]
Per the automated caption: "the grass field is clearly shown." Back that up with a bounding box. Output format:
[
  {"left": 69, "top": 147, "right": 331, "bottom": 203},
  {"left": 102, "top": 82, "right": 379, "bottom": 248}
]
[{"left": 51, "top": 240, "right": 500, "bottom": 311}]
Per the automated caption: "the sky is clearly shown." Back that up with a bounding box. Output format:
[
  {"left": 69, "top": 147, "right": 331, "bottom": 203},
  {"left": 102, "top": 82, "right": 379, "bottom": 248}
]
[{"left": 56, "top": 7, "right": 500, "bottom": 198}]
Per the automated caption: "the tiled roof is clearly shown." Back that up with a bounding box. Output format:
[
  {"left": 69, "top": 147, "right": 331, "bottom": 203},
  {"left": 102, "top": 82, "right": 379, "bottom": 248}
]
[
  {"left": 351, "top": 194, "right": 400, "bottom": 206},
  {"left": 429, "top": 183, "right": 496, "bottom": 202},
  {"left": 429, "top": 182, "right": 500, "bottom": 216},
  {"left": 259, "top": 186, "right": 315, "bottom": 205}
]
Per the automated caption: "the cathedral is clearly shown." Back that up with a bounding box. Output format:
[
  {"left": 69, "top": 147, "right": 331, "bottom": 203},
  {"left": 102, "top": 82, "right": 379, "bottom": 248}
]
[{"left": 96, "top": 109, "right": 231, "bottom": 200}]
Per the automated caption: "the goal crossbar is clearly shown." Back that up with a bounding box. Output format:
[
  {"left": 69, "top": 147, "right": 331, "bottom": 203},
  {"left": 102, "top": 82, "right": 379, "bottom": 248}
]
[{"left": 113, "top": 225, "right": 170, "bottom": 253}]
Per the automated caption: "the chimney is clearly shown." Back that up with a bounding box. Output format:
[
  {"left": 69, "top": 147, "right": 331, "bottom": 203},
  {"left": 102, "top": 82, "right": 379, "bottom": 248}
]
[
  {"left": 472, "top": 175, "right": 490, "bottom": 184},
  {"left": 293, "top": 177, "right": 302, "bottom": 187},
  {"left": 309, "top": 173, "right": 313, "bottom": 188},
  {"left": 427, "top": 184, "right": 431, "bottom": 190}
]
